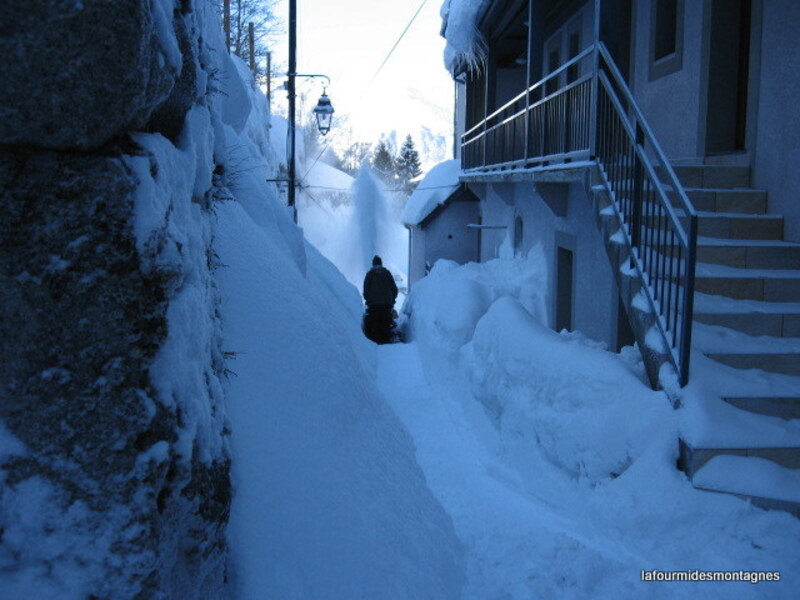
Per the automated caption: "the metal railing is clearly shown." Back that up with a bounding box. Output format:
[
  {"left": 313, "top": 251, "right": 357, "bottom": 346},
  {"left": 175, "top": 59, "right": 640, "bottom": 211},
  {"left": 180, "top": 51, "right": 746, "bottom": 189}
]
[
  {"left": 463, "top": 46, "right": 594, "bottom": 170},
  {"left": 461, "top": 42, "right": 697, "bottom": 386}
]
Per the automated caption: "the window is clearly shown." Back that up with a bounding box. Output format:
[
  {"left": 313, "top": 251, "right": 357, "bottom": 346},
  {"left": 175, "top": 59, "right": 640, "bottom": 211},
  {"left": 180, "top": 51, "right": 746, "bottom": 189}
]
[
  {"left": 649, "top": 0, "right": 684, "bottom": 80},
  {"left": 654, "top": 0, "right": 678, "bottom": 60},
  {"left": 546, "top": 48, "right": 560, "bottom": 95},
  {"left": 567, "top": 31, "right": 581, "bottom": 83}
]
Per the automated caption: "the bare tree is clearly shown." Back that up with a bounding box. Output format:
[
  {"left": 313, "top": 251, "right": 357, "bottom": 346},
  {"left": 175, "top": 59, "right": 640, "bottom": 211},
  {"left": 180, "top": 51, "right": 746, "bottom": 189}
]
[{"left": 216, "top": 0, "right": 283, "bottom": 84}]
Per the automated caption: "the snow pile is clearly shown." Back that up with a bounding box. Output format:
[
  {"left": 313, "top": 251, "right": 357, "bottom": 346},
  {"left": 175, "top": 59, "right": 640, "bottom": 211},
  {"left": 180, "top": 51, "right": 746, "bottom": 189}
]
[
  {"left": 403, "top": 249, "right": 548, "bottom": 350},
  {"left": 465, "top": 296, "right": 668, "bottom": 481},
  {"left": 402, "top": 158, "right": 462, "bottom": 226},
  {"left": 398, "top": 249, "right": 800, "bottom": 597},
  {"left": 440, "top": 0, "right": 486, "bottom": 73}
]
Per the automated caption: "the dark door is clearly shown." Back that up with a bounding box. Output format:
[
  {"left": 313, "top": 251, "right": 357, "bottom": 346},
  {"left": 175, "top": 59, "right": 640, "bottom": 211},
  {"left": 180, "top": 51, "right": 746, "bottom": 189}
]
[
  {"left": 706, "top": 0, "right": 752, "bottom": 154},
  {"left": 556, "top": 246, "right": 574, "bottom": 332}
]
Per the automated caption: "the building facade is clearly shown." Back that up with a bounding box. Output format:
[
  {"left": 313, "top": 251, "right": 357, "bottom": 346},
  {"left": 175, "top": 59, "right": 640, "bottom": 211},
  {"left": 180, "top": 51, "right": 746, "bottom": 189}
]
[{"left": 443, "top": 0, "right": 800, "bottom": 513}]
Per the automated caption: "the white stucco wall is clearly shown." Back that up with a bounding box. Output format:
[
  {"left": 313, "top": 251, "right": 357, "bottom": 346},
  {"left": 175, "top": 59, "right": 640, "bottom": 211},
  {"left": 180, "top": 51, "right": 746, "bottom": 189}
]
[
  {"left": 479, "top": 183, "right": 514, "bottom": 260},
  {"left": 409, "top": 201, "right": 481, "bottom": 288},
  {"left": 753, "top": 0, "right": 800, "bottom": 242},
  {"left": 478, "top": 177, "right": 619, "bottom": 347},
  {"left": 425, "top": 201, "right": 481, "bottom": 268},
  {"left": 408, "top": 227, "right": 427, "bottom": 288},
  {"left": 631, "top": 0, "right": 706, "bottom": 159}
]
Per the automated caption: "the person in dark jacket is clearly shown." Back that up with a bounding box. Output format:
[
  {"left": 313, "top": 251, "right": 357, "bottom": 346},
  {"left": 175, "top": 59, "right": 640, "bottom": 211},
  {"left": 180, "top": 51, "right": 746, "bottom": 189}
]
[{"left": 362, "top": 255, "right": 398, "bottom": 344}]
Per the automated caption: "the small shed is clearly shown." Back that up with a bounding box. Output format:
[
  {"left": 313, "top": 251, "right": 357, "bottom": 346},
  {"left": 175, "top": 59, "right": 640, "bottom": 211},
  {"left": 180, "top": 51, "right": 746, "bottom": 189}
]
[{"left": 402, "top": 159, "right": 480, "bottom": 287}]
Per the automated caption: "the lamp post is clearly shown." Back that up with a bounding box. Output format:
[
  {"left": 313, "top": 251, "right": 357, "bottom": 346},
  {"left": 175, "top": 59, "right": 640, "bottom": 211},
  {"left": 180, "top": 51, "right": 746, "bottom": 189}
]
[
  {"left": 313, "top": 90, "right": 334, "bottom": 136},
  {"left": 288, "top": 0, "right": 297, "bottom": 220},
  {"left": 286, "top": 0, "right": 335, "bottom": 222}
]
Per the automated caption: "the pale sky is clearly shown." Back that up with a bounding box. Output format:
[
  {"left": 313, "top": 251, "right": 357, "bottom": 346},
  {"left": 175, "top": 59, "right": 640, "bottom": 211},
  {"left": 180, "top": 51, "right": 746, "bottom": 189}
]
[{"left": 270, "top": 0, "right": 455, "bottom": 153}]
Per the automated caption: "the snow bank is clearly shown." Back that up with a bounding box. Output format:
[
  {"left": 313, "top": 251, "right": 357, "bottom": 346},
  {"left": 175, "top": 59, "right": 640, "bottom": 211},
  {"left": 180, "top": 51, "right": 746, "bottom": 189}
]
[
  {"left": 402, "top": 158, "right": 462, "bottom": 226},
  {"left": 405, "top": 247, "right": 665, "bottom": 481},
  {"left": 400, "top": 252, "right": 800, "bottom": 597},
  {"left": 465, "top": 295, "right": 669, "bottom": 481},
  {"left": 216, "top": 199, "right": 464, "bottom": 599},
  {"left": 403, "top": 249, "right": 548, "bottom": 350},
  {"left": 205, "top": 18, "right": 464, "bottom": 600}
]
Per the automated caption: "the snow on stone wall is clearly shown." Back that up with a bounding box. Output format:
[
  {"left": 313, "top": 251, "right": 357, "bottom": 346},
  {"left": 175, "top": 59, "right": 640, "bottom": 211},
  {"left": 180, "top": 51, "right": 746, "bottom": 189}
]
[{"left": 0, "top": 1, "right": 232, "bottom": 597}]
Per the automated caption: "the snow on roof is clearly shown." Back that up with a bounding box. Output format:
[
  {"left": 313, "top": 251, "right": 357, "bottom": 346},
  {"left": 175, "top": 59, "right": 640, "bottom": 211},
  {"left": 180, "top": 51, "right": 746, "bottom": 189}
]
[
  {"left": 402, "top": 159, "right": 463, "bottom": 227},
  {"left": 440, "top": 0, "right": 487, "bottom": 74}
]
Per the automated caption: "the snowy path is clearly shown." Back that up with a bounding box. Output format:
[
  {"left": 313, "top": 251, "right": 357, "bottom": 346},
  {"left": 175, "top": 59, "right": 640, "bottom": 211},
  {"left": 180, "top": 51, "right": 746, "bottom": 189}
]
[{"left": 376, "top": 341, "right": 799, "bottom": 599}]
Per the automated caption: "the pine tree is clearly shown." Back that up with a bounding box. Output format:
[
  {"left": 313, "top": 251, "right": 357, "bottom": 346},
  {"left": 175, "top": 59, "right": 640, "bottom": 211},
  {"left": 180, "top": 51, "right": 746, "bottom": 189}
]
[
  {"left": 396, "top": 134, "right": 422, "bottom": 190},
  {"left": 372, "top": 141, "right": 396, "bottom": 182}
]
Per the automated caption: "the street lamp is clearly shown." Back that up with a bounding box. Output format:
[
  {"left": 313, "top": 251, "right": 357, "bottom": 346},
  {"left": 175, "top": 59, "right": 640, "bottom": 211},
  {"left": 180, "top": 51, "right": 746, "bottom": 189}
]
[{"left": 313, "top": 90, "right": 335, "bottom": 136}]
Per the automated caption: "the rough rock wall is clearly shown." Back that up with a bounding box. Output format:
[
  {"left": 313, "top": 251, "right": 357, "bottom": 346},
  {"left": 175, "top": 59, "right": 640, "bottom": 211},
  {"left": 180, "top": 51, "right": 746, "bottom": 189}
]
[{"left": 0, "top": 1, "right": 231, "bottom": 598}]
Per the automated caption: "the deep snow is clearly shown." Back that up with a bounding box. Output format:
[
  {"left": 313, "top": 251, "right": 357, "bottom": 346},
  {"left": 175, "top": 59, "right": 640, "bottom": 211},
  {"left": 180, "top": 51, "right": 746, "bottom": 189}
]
[
  {"left": 392, "top": 251, "right": 800, "bottom": 598},
  {"left": 205, "top": 24, "right": 464, "bottom": 599}
]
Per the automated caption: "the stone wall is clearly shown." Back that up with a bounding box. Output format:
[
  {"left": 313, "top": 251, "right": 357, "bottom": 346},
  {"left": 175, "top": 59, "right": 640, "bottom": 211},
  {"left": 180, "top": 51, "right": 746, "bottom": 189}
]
[{"left": 0, "top": 1, "right": 231, "bottom": 597}]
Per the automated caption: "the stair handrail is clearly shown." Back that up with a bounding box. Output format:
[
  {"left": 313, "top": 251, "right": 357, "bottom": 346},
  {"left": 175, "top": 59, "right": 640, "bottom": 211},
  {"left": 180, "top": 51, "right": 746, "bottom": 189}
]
[
  {"left": 596, "top": 43, "right": 697, "bottom": 222},
  {"left": 595, "top": 41, "right": 698, "bottom": 386}
]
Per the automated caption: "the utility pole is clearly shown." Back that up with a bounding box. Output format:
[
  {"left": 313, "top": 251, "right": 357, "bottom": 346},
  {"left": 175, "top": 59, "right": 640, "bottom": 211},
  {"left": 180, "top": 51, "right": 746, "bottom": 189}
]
[
  {"left": 287, "top": 0, "right": 297, "bottom": 220},
  {"left": 248, "top": 22, "right": 255, "bottom": 75}
]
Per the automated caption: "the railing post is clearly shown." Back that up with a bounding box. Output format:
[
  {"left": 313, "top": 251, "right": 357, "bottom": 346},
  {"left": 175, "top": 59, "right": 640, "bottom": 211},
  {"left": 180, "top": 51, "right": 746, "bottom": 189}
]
[
  {"left": 679, "top": 214, "right": 698, "bottom": 386},
  {"left": 589, "top": 0, "right": 601, "bottom": 157},
  {"left": 481, "top": 121, "right": 487, "bottom": 168},
  {"left": 630, "top": 122, "right": 645, "bottom": 252}
]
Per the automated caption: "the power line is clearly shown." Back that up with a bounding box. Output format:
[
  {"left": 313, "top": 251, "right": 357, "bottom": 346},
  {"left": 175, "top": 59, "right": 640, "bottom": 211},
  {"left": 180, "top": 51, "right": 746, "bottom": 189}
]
[
  {"left": 362, "top": 0, "right": 429, "bottom": 97},
  {"left": 296, "top": 0, "right": 430, "bottom": 183}
]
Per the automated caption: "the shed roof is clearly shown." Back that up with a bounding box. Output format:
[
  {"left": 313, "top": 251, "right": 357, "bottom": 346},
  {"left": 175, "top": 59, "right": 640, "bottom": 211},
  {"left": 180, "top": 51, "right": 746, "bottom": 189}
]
[{"left": 402, "top": 159, "right": 463, "bottom": 227}]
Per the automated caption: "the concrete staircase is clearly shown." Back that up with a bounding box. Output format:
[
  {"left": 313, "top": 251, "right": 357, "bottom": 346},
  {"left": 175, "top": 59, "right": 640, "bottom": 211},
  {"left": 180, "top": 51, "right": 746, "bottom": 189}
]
[
  {"left": 591, "top": 159, "right": 800, "bottom": 515},
  {"left": 664, "top": 163, "right": 800, "bottom": 515}
]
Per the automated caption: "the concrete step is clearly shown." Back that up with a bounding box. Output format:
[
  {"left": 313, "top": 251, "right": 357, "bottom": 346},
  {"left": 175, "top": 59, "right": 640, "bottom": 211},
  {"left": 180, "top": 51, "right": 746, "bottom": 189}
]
[
  {"left": 679, "top": 439, "right": 800, "bottom": 473},
  {"left": 685, "top": 452, "right": 800, "bottom": 518},
  {"left": 723, "top": 396, "right": 800, "bottom": 420},
  {"left": 670, "top": 165, "right": 751, "bottom": 189},
  {"left": 671, "top": 188, "right": 767, "bottom": 214},
  {"left": 650, "top": 238, "right": 800, "bottom": 270},
  {"left": 704, "top": 351, "right": 800, "bottom": 376},
  {"left": 640, "top": 211, "right": 783, "bottom": 240},
  {"left": 694, "top": 308, "right": 800, "bottom": 337},
  {"left": 694, "top": 239, "right": 800, "bottom": 269},
  {"left": 691, "top": 319, "right": 800, "bottom": 375},
  {"left": 695, "top": 212, "right": 784, "bottom": 240},
  {"left": 690, "top": 264, "right": 800, "bottom": 302}
]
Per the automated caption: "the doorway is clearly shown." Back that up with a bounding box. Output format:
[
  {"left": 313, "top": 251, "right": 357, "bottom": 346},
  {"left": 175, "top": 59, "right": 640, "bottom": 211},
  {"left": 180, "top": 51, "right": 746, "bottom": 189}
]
[
  {"left": 556, "top": 246, "right": 574, "bottom": 332},
  {"left": 706, "top": 0, "right": 752, "bottom": 154}
]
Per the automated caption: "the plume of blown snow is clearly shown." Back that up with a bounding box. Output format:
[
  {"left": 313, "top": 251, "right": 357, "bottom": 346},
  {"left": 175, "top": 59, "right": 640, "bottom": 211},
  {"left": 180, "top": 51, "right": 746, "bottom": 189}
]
[{"left": 353, "top": 166, "right": 389, "bottom": 272}]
